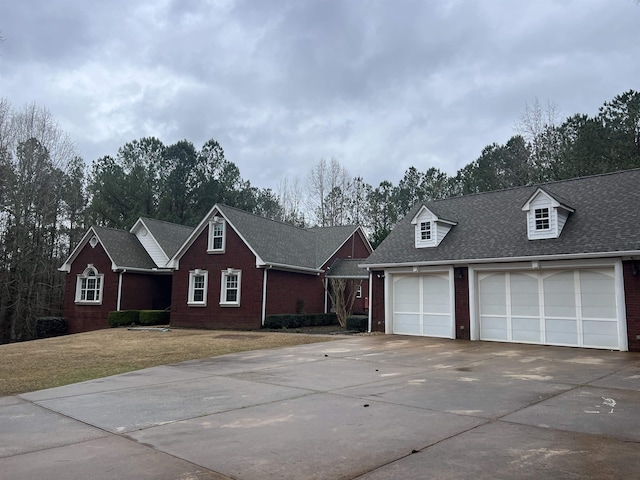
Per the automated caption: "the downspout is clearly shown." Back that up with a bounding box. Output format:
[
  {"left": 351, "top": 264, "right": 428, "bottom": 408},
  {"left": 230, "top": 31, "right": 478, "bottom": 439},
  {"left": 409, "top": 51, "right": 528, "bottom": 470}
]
[
  {"left": 367, "top": 270, "right": 373, "bottom": 333},
  {"left": 116, "top": 270, "right": 125, "bottom": 311},
  {"left": 324, "top": 276, "right": 328, "bottom": 314},
  {"left": 261, "top": 267, "right": 270, "bottom": 326}
]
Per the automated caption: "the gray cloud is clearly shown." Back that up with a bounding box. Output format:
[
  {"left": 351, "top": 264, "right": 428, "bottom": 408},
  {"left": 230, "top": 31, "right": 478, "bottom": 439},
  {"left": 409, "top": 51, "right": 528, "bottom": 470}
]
[{"left": 1, "top": 0, "right": 638, "bottom": 190}]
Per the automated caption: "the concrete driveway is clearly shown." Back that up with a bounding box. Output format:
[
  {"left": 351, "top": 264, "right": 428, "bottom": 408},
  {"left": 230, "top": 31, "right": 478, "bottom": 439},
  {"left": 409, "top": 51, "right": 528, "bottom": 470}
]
[{"left": 2, "top": 335, "right": 640, "bottom": 479}]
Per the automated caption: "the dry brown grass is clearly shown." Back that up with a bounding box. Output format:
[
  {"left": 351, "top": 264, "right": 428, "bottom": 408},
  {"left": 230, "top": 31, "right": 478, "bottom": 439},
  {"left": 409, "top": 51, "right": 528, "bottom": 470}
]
[{"left": 0, "top": 328, "right": 337, "bottom": 397}]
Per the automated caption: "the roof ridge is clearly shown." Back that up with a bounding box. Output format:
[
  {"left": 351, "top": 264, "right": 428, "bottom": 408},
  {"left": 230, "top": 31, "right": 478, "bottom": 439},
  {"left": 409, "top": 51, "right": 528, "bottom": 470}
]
[
  {"left": 218, "top": 203, "right": 309, "bottom": 231},
  {"left": 429, "top": 167, "right": 640, "bottom": 204},
  {"left": 138, "top": 217, "right": 193, "bottom": 229}
]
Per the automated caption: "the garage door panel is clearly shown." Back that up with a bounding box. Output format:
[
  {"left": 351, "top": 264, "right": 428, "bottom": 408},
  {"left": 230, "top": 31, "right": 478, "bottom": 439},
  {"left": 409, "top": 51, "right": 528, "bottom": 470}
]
[
  {"left": 479, "top": 268, "right": 620, "bottom": 350},
  {"left": 511, "top": 317, "right": 542, "bottom": 343},
  {"left": 394, "top": 276, "right": 420, "bottom": 313},
  {"left": 545, "top": 318, "right": 578, "bottom": 346},
  {"left": 480, "top": 316, "right": 508, "bottom": 341},
  {"left": 392, "top": 273, "right": 453, "bottom": 338},
  {"left": 393, "top": 313, "right": 421, "bottom": 335},
  {"left": 580, "top": 271, "right": 616, "bottom": 319},
  {"left": 478, "top": 274, "right": 506, "bottom": 316},
  {"left": 510, "top": 274, "right": 539, "bottom": 317},
  {"left": 583, "top": 320, "right": 619, "bottom": 348},
  {"left": 422, "top": 276, "right": 450, "bottom": 314}
]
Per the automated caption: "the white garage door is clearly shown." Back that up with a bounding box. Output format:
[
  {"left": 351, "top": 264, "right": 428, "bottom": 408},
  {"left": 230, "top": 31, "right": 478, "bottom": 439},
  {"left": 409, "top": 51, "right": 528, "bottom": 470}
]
[
  {"left": 392, "top": 273, "right": 453, "bottom": 338},
  {"left": 478, "top": 268, "right": 620, "bottom": 349}
]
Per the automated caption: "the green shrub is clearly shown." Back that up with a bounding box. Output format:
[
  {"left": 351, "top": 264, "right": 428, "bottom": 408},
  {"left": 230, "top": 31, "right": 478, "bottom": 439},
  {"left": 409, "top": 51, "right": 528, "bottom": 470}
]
[
  {"left": 264, "top": 313, "right": 338, "bottom": 329},
  {"left": 109, "top": 310, "right": 170, "bottom": 327},
  {"left": 345, "top": 315, "right": 368, "bottom": 332},
  {"left": 138, "top": 310, "right": 170, "bottom": 326},
  {"left": 35, "top": 317, "right": 67, "bottom": 338},
  {"left": 108, "top": 310, "right": 140, "bottom": 327}
]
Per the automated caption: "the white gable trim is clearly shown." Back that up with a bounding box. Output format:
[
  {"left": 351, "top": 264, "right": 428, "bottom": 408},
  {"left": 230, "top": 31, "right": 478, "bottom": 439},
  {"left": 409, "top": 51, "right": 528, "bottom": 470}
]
[
  {"left": 59, "top": 227, "right": 99, "bottom": 272},
  {"left": 130, "top": 218, "right": 169, "bottom": 268},
  {"left": 410, "top": 205, "right": 457, "bottom": 248},
  {"left": 167, "top": 204, "right": 264, "bottom": 270}
]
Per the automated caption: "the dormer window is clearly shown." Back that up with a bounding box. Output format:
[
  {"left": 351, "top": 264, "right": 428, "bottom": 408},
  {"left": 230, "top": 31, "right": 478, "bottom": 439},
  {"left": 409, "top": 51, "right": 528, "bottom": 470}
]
[
  {"left": 411, "top": 205, "right": 456, "bottom": 249},
  {"left": 420, "top": 221, "right": 432, "bottom": 241},
  {"left": 208, "top": 216, "right": 226, "bottom": 253},
  {"left": 534, "top": 208, "right": 550, "bottom": 230},
  {"left": 522, "top": 188, "right": 574, "bottom": 240}
]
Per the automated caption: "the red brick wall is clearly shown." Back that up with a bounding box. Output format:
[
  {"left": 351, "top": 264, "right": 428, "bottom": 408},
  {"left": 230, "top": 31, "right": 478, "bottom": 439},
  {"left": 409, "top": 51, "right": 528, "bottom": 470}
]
[
  {"left": 170, "top": 224, "right": 264, "bottom": 330},
  {"left": 350, "top": 279, "right": 370, "bottom": 315},
  {"left": 370, "top": 270, "right": 385, "bottom": 332},
  {"left": 321, "top": 230, "right": 372, "bottom": 269},
  {"left": 623, "top": 260, "right": 640, "bottom": 352},
  {"left": 266, "top": 269, "right": 325, "bottom": 315},
  {"left": 63, "top": 242, "right": 118, "bottom": 333},
  {"left": 454, "top": 267, "right": 470, "bottom": 341}
]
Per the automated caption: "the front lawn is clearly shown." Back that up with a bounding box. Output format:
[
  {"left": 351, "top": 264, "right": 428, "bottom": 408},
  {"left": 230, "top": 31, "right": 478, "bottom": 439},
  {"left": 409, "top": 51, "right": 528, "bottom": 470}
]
[{"left": 0, "top": 328, "right": 337, "bottom": 396}]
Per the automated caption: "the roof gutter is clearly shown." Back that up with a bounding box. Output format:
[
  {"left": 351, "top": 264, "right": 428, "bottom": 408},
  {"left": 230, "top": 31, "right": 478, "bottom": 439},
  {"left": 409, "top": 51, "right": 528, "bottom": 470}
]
[
  {"left": 361, "top": 249, "right": 640, "bottom": 270},
  {"left": 259, "top": 262, "right": 323, "bottom": 275},
  {"left": 112, "top": 266, "right": 174, "bottom": 274}
]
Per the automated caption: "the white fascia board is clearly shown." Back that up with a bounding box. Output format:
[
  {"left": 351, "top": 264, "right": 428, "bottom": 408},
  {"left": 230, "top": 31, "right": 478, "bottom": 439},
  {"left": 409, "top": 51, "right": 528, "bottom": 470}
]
[
  {"left": 58, "top": 227, "right": 97, "bottom": 272},
  {"left": 260, "top": 262, "right": 323, "bottom": 275},
  {"left": 169, "top": 204, "right": 221, "bottom": 269},
  {"left": 131, "top": 218, "right": 170, "bottom": 267},
  {"left": 363, "top": 249, "right": 640, "bottom": 270},
  {"left": 317, "top": 225, "right": 359, "bottom": 269},
  {"left": 325, "top": 274, "right": 369, "bottom": 279}
]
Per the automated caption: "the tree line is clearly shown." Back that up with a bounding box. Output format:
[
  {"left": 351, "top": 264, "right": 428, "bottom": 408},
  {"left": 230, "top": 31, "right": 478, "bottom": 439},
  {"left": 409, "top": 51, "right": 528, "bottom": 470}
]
[{"left": 1, "top": 90, "right": 638, "bottom": 342}]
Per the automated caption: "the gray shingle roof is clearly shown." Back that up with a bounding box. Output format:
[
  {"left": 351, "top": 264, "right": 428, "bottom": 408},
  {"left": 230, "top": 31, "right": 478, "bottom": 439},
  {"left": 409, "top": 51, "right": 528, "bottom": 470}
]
[
  {"left": 326, "top": 258, "right": 370, "bottom": 278},
  {"left": 138, "top": 217, "right": 194, "bottom": 259},
  {"left": 92, "top": 226, "right": 158, "bottom": 270},
  {"left": 364, "top": 169, "right": 640, "bottom": 266},
  {"left": 217, "top": 205, "right": 363, "bottom": 270}
]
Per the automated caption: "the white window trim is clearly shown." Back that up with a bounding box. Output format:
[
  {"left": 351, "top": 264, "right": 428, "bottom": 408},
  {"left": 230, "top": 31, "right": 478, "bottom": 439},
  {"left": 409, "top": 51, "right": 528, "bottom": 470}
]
[
  {"left": 355, "top": 283, "right": 362, "bottom": 299},
  {"left": 534, "top": 207, "right": 550, "bottom": 231},
  {"left": 420, "top": 221, "right": 432, "bottom": 240},
  {"left": 207, "top": 218, "right": 226, "bottom": 253},
  {"left": 220, "top": 269, "right": 241, "bottom": 307},
  {"left": 75, "top": 264, "right": 104, "bottom": 305},
  {"left": 188, "top": 269, "right": 208, "bottom": 306}
]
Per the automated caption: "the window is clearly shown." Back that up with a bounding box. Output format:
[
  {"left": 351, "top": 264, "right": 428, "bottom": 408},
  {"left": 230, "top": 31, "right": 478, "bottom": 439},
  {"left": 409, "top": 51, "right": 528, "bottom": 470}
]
[
  {"left": 535, "top": 208, "right": 550, "bottom": 230},
  {"left": 420, "top": 221, "right": 431, "bottom": 240},
  {"left": 355, "top": 283, "right": 362, "bottom": 299},
  {"left": 188, "top": 270, "right": 208, "bottom": 306},
  {"left": 75, "top": 265, "right": 103, "bottom": 304},
  {"left": 208, "top": 218, "right": 226, "bottom": 253},
  {"left": 220, "top": 269, "right": 241, "bottom": 306}
]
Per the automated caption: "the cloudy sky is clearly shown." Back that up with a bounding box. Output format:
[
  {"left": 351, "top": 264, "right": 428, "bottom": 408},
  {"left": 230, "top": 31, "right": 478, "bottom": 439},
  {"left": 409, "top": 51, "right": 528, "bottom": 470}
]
[{"left": 1, "top": 0, "right": 638, "bottom": 190}]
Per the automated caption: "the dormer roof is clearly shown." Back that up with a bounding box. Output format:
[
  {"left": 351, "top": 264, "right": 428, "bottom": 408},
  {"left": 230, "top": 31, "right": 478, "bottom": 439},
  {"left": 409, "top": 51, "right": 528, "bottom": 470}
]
[
  {"left": 410, "top": 205, "right": 457, "bottom": 248},
  {"left": 521, "top": 188, "right": 575, "bottom": 240},
  {"left": 521, "top": 187, "right": 574, "bottom": 213}
]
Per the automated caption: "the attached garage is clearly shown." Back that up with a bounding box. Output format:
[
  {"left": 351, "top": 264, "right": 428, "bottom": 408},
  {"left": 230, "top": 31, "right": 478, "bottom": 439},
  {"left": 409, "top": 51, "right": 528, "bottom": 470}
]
[
  {"left": 391, "top": 272, "right": 454, "bottom": 338},
  {"left": 477, "top": 268, "right": 623, "bottom": 350}
]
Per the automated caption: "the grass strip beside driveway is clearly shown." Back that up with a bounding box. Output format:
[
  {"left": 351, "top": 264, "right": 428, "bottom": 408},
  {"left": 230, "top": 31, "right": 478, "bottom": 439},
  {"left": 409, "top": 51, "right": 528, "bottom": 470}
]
[{"left": 0, "top": 328, "right": 336, "bottom": 397}]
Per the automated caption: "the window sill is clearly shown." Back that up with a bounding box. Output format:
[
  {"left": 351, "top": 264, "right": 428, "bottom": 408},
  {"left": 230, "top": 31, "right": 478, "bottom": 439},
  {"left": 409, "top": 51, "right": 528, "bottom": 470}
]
[
  {"left": 187, "top": 302, "right": 207, "bottom": 307},
  {"left": 75, "top": 301, "right": 102, "bottom": 306},
  {"left": 207, "top": 249, "right": 225, "bottom": 254},
  {"left": 219, "top": 302, "right": 240, "bottom": 308}
]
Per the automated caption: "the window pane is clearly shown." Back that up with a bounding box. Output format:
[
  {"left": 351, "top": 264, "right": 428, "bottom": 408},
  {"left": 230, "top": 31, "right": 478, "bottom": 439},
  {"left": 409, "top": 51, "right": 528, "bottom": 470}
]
[
  {"left": 193, "top": 290, "right": 204, "bottom": 302},
  {"left": 226, "top": 289, "right": 237, "bottom": 302}
]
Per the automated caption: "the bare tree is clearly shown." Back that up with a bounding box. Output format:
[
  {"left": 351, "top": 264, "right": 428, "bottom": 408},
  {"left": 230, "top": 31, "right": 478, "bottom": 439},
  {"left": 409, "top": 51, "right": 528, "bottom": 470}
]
[
  {"left": 306, "top": 157, "right": 352, "bottom": 226},
  {"left": 0, "top": 100, "right": 79, "bottom": 342},
  {"left": 277, "top": 176, "right": 306, "bottom": 226},
  {"left": 515, "top": 98, "right": 562, "bottom": 182},
  {"left": 326, "top": 278, "right": 362, "bottom": 328}
]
